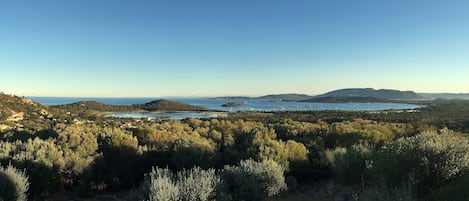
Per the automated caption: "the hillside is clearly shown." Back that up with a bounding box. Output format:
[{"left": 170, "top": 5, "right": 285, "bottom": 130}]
[
  {"left": 301, "top": 96, "right": 391, "bottom": 103},
  {"left": 135, "top": 99, "right": 208, "bottom": 111},
  {"left": 53, "top": 99, "right": 208, "bottom": 112},
  {"left": 258, "top": 93, "right": 313, "bottom": 101},
  {"left": 0, "top": 93, "right": 61, "bottom": 133},
  {"left": 318, "top": 88, "right": 424, "bottom": 100},
  {"left": 52, "top": 101, "right": 133, "bottom": 112}
]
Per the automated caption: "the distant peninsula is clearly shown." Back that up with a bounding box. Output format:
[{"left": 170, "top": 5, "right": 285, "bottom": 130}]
[{"left": 52, "top": 99, "right": 209, "bottom": 113}]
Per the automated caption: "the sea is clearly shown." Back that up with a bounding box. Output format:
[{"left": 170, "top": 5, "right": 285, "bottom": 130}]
[{"left": 28, "top": 97, "right": 422, "bottom": 120}]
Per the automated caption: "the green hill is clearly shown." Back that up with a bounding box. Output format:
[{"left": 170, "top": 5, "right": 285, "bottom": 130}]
[
  {"left": 52, "top": 99, "right": 208, "bottom": 112},
  {"left": 0, "top": 93, "right": 62, "bottom": 133},
  {"left": 52, "top": 101, "right": 134, "bottom": 113},
  {"left": 135, "top": 99, "right": 208, "bottom": 111}
]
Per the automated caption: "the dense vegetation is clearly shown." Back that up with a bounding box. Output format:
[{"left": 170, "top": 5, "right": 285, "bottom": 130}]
[
  {"left": 221, "top": 102, "right": 244, "bottom": 107},
  {"left": 52, "top": 99, "right": 208, "bottom": 113},
  {"left": 1, "top": 93, "right": 469, "bottom": 200}
]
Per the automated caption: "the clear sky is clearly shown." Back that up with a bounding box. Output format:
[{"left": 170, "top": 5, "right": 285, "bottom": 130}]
[{"left": 1, "top": 0, "right": 469, "bottom": 97}]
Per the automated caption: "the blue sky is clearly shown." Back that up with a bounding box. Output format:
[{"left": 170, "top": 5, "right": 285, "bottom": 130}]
[{"left": 1, "top": 0, "right": 469, "bottom": 97}]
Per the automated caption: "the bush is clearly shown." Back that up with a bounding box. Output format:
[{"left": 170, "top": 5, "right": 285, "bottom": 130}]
[
  {"left": 238, "top": 159, "right": 286, "bottom": 197},
  {"left": 334, "top": 130, "right": 469, "bottom": 199},
  {"left": 219, "top": 166, "right": 263, "bottom": 201},
  {"left": 333, "top": 142, "right": 372, "bottom": 188},
  {"left": 367, "top": 130, "right": 469, "bottom": 196},
  {"left": 136, "top": 166, "right": 220, "bottom": 201},
  {"left": 0, "top": 164, "right": 29, "bottom": 201},
  {"left": 177, "top": 167, "right": 220, "bottom": 201},
  {"left": 148, "top": 167, "right": 179, "bottom": 201}
]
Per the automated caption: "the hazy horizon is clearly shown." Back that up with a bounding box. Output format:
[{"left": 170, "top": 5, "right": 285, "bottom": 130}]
[
  {"left": 2, "top": 0, "right": 469, "bottom": 97},
  {"left": 2, "top": 87, "right": 466, "bottom": 99}
]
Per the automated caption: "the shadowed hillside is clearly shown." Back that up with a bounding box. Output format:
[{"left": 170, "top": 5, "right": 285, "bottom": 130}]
[
  {"left": 318, "top": 88, "right": 424, "bottom": 100},
  {"left": 301, "top": 96, "right": 391, "bottom": 103}
]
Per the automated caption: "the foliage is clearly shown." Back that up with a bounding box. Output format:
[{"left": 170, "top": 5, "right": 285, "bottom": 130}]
[
  {"left": 333, "top": 142, "right": 372, "bottom": 188},
  {"left": 4, "top": 93, "right": 469, "bottom": 200},
  {"left": 0, "top": 164, "right": 29, "bottom": 201},
  {"left": 359, "top": 179, "right": 415, "bottom": 201},
  {"left": 237, "top": 159, "right": 287, "bottom": 197},
  {"left": 368, "top": 130, "right": 469, "bottom": 196},
  {"left": 430, "top": 173, "right": 469, "bottom": 201},
  {"left": 56, "top": 124, "right": 99, "bottom": 175},
  {"left": 138, "top": 166, "right": 220, "bottom": 201},
  {"left": 148, "top": 167, "right": 179, "bottom": 201},
  {"left": 177, "top": 167, "right": 220, "bottom": 201},
  {"left": 334, "top": 130, "right": 469, "bottom": 199},
  {"left": 219, "top": 166, "right": 263, "bottom": 201}
]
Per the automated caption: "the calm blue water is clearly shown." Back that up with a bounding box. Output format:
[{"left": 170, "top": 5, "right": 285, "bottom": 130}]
[{"left": 29, "top": 96, "right": 422, "bottom": 119}]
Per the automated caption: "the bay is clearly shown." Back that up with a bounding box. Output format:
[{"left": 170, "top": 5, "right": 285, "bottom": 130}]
[{"left": 28, "top": 97, "right": 422, "bottom": 119}]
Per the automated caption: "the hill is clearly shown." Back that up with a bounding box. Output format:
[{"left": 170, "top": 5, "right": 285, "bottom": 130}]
[
  {"left": 301, "top": 96, "right": 391, "bottom": 103},
  {"left": 52, "top": 101, "right": 133, "bottom": 113},
  {"left": 135, "top": 99, "right": 208, "bottom": 111},
  {"left": 53, "top": 99, "right": 208, "bottom": 112},
  {"left": 318, "top": 88, "right": 424, "bottom": 100},
  {"left": 0, "top": 93, "right": 63, "bottom": 133},
  {"left": 258, "top": 93, "right": 313, "bottom": 101}
]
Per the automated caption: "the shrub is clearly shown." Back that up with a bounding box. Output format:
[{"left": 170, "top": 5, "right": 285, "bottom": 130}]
[
  {"left": 148, "top": 167, "right": 179, "bottom": 201},
  {"left": 0, "top": 164, "right": 29, "bottom": 201},
  {"left": 238, "top": 159, "right": 287, "bottom": 197},
  {"left": 333, "top": 142, "right": 372, "bottom": 188},
  {"left": 136, "top": 166, "right": 220, "bottom": 201},
  {"left": 219, "top": 166, "right": 263, "bottom": 201},
  {"left": 177, "top": 167, "right": 220, "bottom": 201},
  {"left": 334, "top": 130, "right": 469, "bottom": 199},
  {"left": 367, "top": 130, "right": 469, "bottom": 196}
]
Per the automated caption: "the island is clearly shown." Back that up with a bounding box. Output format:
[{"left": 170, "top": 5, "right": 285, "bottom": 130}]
[{"left": 221, "top": 102, "right": 245, "bottom": 107}]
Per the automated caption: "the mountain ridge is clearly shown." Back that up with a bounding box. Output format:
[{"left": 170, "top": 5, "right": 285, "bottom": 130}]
[
  {"left": 317, "top": 88, "right": 424, "bottom": 100},
  {"left": 301, "top": 96, "right": 392, "bottom": 103},
  {"left": 212, "top": 88, "right": 424, "bottom": 102}
]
